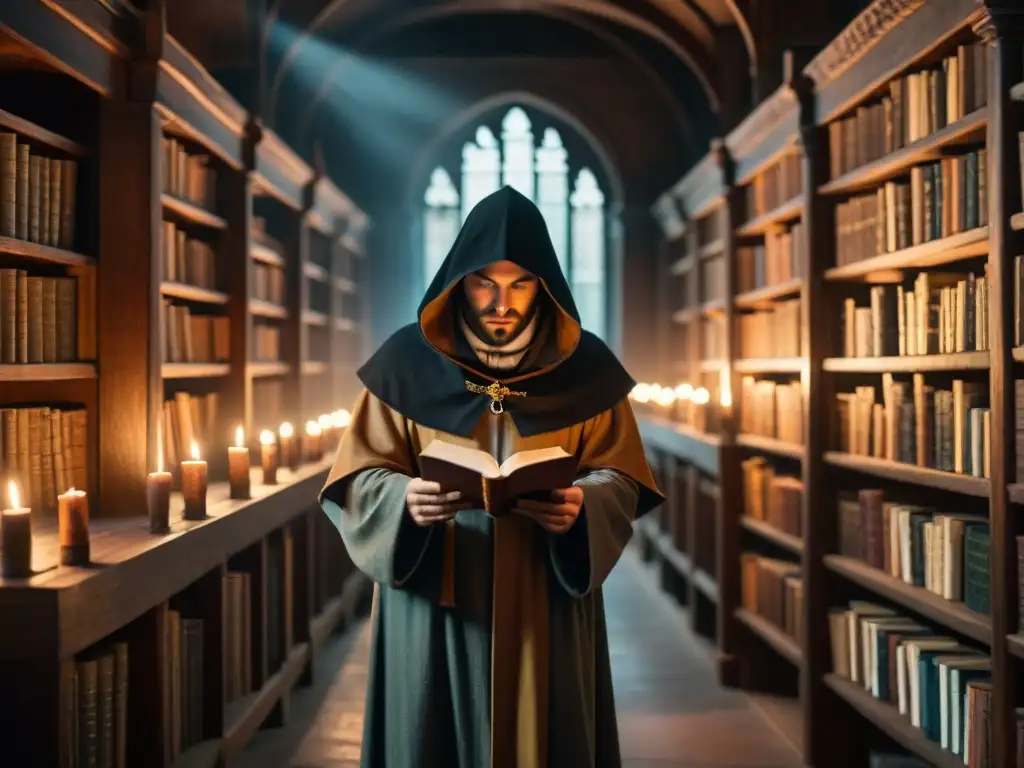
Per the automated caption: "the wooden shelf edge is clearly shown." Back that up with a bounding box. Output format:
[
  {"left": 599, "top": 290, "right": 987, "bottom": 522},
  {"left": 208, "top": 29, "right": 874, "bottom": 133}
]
[
  {"left": 637, "top": 415, "right": 721, "bottom": 475},
  {"left": 645, "top": 524, "right": 692, "bottom": 579},
  {"left": 303, "top": 262, "right": 329, "bottom": 282},
  {"left": 0, "top": 235, "right": 95, "bottom": 267},
  {"left": 824, "top": 452, "right": 990, "bottom": 498},
  {"left": 1007, "top": 634, "right": 1024, "bottom": 660},
  {"left": 734, "top": 607, "right": 802, "bottom": 666},
  {"left": 699, "top": 239, "right": 725, "bottom": 260},
  {"left": 251, "top": 242, "right": 286, "bottom": 268},
  {"left": 734, "top": 278, "right": 804, "bottom": 308},
  {"left": 0, "top": 362, "right": 96, "bottom": 381},
  {"left": 735, "top": 195, "right": 804, "bottom": 237},
  {"left": 302, "top": 310, "right": 328, "bottom": 326},
  {"left": 160, "top": 282, "right": 230, "bottom": 305},
  {"left": 740, "top": 516, "right": 803, "bottom": 555},
  {"left": 670, "top": 253, "right": 695, "bottom": 275},
  {"left": 824, "top": 351, "right": 990, "bottom": 373},
  {"left": 222, "top": 642, "right": 312, "bottom": 758},
  {"left": 162, "top": 362, "right": 231, "bottom": 379},
  {"left": 249, "top": 299, "right": 288, "bottom": 319},
  {"left": 733, "top": 357, "right": 804, "bottom": 374},
  {"left": 248, "top": 361, "right": 290, "bottom": 378},
  {"left": 169, "top": 740, "right": 220, "bottom": 768},
  {"left": 736, "top": 433, "right": 804, "bottom": 460},
  {"left": 0, "top": 107, "right": 90, "bottom": 156},
  {"left": 161, "top": 194, "right": 227, "bottom": 230},
  {"left": 1010, "top": 212, "right": 1024, "bottom": 232},
  {"left": 824, "top": 227, "right": 988, "bottom": 282},
  {"left": 1008, "top": 483, "right": 1024, "bottom": 505},
  {"left": 301, "top": 361, "right": 329, "bottom": 376},
  {"left": 819, "top": 108, "right": 988, "bottom": 197},
  {"left": 824, "top": 555, "right": 991, "bottom": 645},
  {"left": 693, "top": 568, "right": 719, "bottom": 603},
  {"left": 825, "top": 674, "right": 967, "bottom": 768}
]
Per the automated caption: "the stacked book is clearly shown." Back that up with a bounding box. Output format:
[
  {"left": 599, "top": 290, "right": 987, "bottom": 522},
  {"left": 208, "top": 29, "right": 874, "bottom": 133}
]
[
  {"left": 741, "top": 456, "right": 803, "bottom": 539},
  {"left": 835, "top": 374, "right": 990, "bottom": 478},
  {"left": 841, "top": 270, "right": 990, "bottom": 358},
  {"left": 740, "top": 554, "right": 802, "bottom": 642},
  {"left": 829, "top": 602, "right": 991, "bottom": 764},
  {"left": 837, "top": 489, "right": 990, "bottom": 614}
]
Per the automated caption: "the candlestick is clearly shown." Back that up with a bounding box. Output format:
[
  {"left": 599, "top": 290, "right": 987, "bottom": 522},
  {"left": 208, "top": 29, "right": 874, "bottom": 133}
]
[
  {"left": 260, "top": 429, "right": 278, "bottom": 485},
  {"left": 147, "top": 445, "right": 172, "bottom": 533},
  {"left": 181, "top": 440, "right": 208, "bottom": 521},
  {"left": 279, "top": 422, "right": 298, "bottom": 471},
  {"left": 228, "top": 426, "right": 251, "bottom": 500},
  {"left": 2, "top": 481, "right": 31, "bottom": 578},
  {"left": 58, "top": 487, "right": 90, "bottom": 566},
  {"left": 305, "top": 420, "right": 323, "bottom": 462}
]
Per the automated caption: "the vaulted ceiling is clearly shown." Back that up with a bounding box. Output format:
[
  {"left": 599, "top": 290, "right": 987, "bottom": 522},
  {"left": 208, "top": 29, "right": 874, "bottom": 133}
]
[{"left": 165, "top": 0, "right": 862, "bottom": 206}]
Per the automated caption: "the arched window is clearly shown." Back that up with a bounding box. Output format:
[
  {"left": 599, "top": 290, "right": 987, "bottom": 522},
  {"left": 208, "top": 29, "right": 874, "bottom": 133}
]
[
  {"left": 423, "top": 105, "right": 608, "bottom": 339},
  {"left": 423, "top": 167, "right": 460, "bottom": 283}
]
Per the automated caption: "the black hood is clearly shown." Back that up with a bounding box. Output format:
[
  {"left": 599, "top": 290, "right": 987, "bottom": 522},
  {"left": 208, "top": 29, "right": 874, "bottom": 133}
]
[
  {"left": 418, "top": 186, "right": 581, "bottom": 374},
  {"left": 356, "top": 185, "right": 637, "bottom": 439}
]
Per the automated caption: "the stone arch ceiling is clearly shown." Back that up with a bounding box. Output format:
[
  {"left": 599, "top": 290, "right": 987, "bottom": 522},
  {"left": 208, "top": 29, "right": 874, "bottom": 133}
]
[{"left": 264, "top": 0, "right": 757, "bottom": 128}]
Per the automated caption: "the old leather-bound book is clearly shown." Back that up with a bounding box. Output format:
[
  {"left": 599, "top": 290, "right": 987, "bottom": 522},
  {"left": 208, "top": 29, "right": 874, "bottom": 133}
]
[{"left": 419, "top": 439, "right": 577, "bottom": 517}]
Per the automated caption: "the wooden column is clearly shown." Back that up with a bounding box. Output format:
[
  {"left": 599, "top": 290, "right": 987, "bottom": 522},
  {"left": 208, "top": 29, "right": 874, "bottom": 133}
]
[
  {"left": 796, "top": 80, "right": 844, "bottom": 766},
  {"left": 279, "top": 202, "right": 306, "bottom": 428},
  {"left": 97, "top": 16, "right": 164, "bottom": 514},
  {"left": 220, "top": 122, "right": 258, "bottom": 446},
  {"left": 713, "top": 139, "right": 742, "bottom": 687},
  {"left": 977, "top": 7, "right": 1024, "bottom": 767}
]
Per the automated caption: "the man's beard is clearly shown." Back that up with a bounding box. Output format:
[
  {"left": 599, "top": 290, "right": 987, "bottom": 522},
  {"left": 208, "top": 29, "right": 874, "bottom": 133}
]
[{"left": 465, "top": 298, "right": 540, "bottom": 347}]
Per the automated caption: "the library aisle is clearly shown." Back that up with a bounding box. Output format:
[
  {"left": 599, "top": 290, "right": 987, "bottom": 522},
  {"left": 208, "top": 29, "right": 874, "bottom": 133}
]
[{"left": 245, "top": 550, "right": 804, "bottom": 768}]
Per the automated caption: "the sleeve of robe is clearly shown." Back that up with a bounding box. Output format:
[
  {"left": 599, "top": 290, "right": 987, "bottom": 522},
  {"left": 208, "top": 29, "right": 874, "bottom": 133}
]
[
  {"left": 548, "top": 397, "right": 664, "bottom": 598},
  {"left": 318, "top": 388, "right": 436, "bottom": 587}
]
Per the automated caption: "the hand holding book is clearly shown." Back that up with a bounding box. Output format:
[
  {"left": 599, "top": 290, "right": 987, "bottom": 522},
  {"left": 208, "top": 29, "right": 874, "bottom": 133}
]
[
  {"left": 405, "top": 477, "right": 473, "bottom": 527},
  {"left": 514, "top": 486, "right": 583, "bottom": 534}
]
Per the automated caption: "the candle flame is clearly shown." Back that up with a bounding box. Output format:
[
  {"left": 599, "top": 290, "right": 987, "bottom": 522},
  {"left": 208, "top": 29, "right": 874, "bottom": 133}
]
[
  {"left": 191, "top": 440, "right": 200, "bottom": 460},
  {"left": 674, "top": 383, "right": 693, "bottom": 401},
  {"left": 157, "top": 442, "right": 163, "bottom": 474},
  {"left": 318, "top": 414, "right": 332, "bottom": 429},
  {"left": 8, "top": 480, "right": 20, "bottom": 509},
  {"left": 335, "top": 409, "right": 351, "bottom": 428},
  {"left": 692, "top": 387, "right": 710, "bottom": 406},
  {"left": 305, "top": 419, "right": 322, "bottom": 437},
  {"left": 631, "top": 383, "right": 652, "bottom": 404},
  {"left": 260, "top": 429, "right": 276, "bottom": 446},
  {"left": 235, "top": 426, "right": 244, "bottom": 447},
  {"left": 279, "top": 422, "right": 294, "bottom": 439}
]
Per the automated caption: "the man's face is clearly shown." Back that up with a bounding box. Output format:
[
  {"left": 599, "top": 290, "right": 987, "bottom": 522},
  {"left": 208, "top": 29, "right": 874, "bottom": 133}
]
[{"left": 462, "top": 260, "right": 540, "bottom": 346}]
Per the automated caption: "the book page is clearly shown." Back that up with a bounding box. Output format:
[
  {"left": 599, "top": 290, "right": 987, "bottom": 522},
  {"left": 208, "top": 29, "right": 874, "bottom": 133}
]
[
  {"left": 498, "top": 446, "right": 572, "bottom": 477},
  {"left": 420, "top": 439, "right": 501, "bottom": 477}
]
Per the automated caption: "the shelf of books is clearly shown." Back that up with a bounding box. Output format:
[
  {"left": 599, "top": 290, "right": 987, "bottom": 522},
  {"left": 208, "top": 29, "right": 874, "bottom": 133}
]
[
  {"left": 641, "top": 150, "right": 731, "bottom": 657},
  {"left": 728, "top": 60, "right": 809, "bottom": 752},
  {"left": 643, "top": 2, "right": 1024, "bottom": 766},
  {"left": 0, "top": 4, "right": 371, "bottom": 767}
]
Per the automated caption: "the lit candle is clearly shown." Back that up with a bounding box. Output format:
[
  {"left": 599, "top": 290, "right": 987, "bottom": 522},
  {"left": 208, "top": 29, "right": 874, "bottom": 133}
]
[
  {"left": 318, "top": 413, "right": 334, "bottom": 448},
  {"left": 1, "top": 481, "right": 32, "bottom": 578},
  {"left": 57, "top": 486, "right": 90, "bottom": 566},
  {"left": 279, "top": 422, "right": 298, "bottom": 471},
  {"left": 305, "top": 420, "right": 323, "bottom": 462},
  {"left": 181, "top": 440, "right": 208, "bottom": 521},
  {"left": 334, "top": 408, "right": 352, "bottom": 429},
  {"left": 228, "top": 426, "right": 251, "bottom": 500},
  {"left": 674, "top": 383, "right": 693, "bottom": 422},
  {"left": 691, "top": 387, "right": 710, "bottom": 431},
  {"left": 260, "top": 429, "right": 278, "bottom": 485},
  {"left": 147, "top": 444, "right": 172, "bottom": 533}
]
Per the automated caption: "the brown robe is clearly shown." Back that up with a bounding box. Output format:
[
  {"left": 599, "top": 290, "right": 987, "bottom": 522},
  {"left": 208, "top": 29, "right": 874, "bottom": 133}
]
[{"left": 320, "top": 197, "right": 660, "bottom": 767}]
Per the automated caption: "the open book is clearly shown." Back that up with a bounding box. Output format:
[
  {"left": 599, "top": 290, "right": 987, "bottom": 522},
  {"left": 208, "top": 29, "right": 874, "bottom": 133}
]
[{"left": 418, "top": 439, "right": 578, "bottom": 517}]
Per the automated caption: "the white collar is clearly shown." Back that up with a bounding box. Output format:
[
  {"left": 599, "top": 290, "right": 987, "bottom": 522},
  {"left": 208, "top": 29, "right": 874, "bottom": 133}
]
[{"left": 459, "top": 311, "right": 539, "bottom": 371}]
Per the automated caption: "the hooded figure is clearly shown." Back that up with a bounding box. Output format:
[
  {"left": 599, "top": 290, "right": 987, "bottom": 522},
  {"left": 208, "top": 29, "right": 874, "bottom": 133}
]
[{"left": 320, "top": 186, "right": 662, "bottom": 768}]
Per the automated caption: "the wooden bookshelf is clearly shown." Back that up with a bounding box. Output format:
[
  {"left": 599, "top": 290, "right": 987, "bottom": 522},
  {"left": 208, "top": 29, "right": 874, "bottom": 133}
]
[
  {"left": 0, "top": 5, "right": 373, "bottom": 767},
  {"left": 644, "top": 3, "right": 1022, "bottom": 766}
]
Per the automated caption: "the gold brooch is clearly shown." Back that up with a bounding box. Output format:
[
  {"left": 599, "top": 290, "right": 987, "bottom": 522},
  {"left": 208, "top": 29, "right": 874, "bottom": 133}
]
[{"left": 466, "top": 380, "right": 527, "bottom": 415}]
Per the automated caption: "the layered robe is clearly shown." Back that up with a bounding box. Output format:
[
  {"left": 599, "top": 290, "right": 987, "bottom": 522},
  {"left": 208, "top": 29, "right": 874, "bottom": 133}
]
[{"left": 320, "top": 186, "right": 662, "bottom": 768}]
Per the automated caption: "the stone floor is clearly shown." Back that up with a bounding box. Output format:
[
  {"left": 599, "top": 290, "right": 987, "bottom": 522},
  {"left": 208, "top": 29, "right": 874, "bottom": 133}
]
[{"left": 241, "top": 551, "right": 805, "bottom": 767}]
